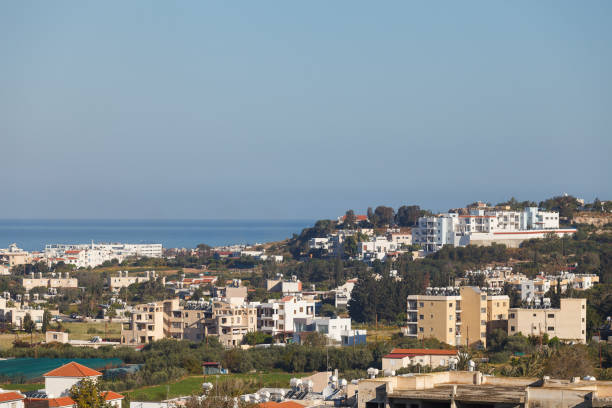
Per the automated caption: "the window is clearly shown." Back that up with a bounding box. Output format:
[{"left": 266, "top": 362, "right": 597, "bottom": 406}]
[
  {"left": 547, "top": 314, "right": 555, "bottom": 318},
  {"left": 449, "top": 315, "right": 453, "bottom": 321},
  {"left": 419, "top": 315, "right": 424, "bottom": 320},
  {"left": 481, "top": 308, "right": 486, "bottom": 313},
  {"left": 510, "top": 326, "right": 515, "bottom": 331},
  {"left": 419, "top": 327, "right": 424, "bottom": 332},
  {"left": 419, "top": 302, "right": 424, "bottom": 307},
  {"left": 430, "top": 314, "right": 433, "bottom": 319},
  {"left": 547, "top": 327, "right": 554, "bottom": 331},
  {"left": 449, "top": 303, "right": 453, "bottom": 307},
  {"left": 449, "top": 328, "right": 453, "bottom": 333},
  {"left": 509, "top": 313, "right": 515, "bottom": 319},
  {"left": 481, "top": 295, "right": 486, "bottom": 300}
]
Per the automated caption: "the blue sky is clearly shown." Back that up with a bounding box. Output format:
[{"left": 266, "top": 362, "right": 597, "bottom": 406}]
[{"left": 2, "top": 1, "right": 611, "bottom": 219}]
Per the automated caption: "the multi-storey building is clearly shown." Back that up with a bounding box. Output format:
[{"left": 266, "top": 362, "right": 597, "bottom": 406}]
[
  {"left": 266, "top": 275, "right": 303, "bottom": 296},
  {"left": 413, "top": 207, "right": 575, "bottom": 253},
  {"left": 508, "top": 298, "right": 586, "bottom": 343},
  {"left": 407, "top": 287, "right": 502, "bottom": 348},
  {"left": 210, "top": 300, "right": 258, "bottom": 347},
  {"left": 293, "top": 316, "right": 366, "bottom": 345},
  {"left": 121, "top": 299, "right": 173, "bottom": 344},
  {"left": 44, "top": 243, "right": 162, "bottom": 268},
  {"left": 108, "top": 270, "right": 155, "bottom": 292},
  {"left": 21, "top": 272, "right": 78, "bottom": 291},
  {"left": 358, "top": 236, "right": 402, "bottom": 261},
  {"left": 258, "top": 296, "right": 315, "bottom": 339},
  {"left": 0, "top": 244, "right": 30, "bottom": 268}
]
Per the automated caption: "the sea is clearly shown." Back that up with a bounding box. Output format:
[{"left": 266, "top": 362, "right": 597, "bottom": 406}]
[{"left": 0, "top": 219, "right": 313, "bottom": 252}]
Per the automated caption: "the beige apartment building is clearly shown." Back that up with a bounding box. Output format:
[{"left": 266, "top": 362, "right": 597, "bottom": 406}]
[
  {"left": 122, "top": 299, "right": 214, "bottom": 344},
  {"left": 21, "top": 272, "right": 78, "bottom": 291},
  {"left": 121, "top": 298, "right": 211, "bottom": 344},
  {"left": 508, "top": 298, "right": 586, "bottom": 343},
  {"left": 407, "top": 287, "right": 509, "bottom": 348},
  {"left": 121, "top": 297, "right": 259, "bottom": 347},
  {"left": 210, "top": 300, "right": 258, "bottom": 347},
  {"left": 108, "top": 270, "right": 155, "bottom": 292},
  {"left": 121, "top": 299, "right": 172, "bottom": 344}
]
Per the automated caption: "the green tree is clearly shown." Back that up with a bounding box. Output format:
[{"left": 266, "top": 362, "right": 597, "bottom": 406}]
[
  {"left": 42, "top": 309, "right": 52, "bottom": 333},
  {"left": 343, "top": 210, "right": 357, "bottom": 228},
  {"left": 396, "top": 205, "right": 422, "bottom": 226},
  {"left": 543, "top": 345, "right": 595, "bottom": 379},
  {"left": 69, "top": 378, "right": 113, "bottom": 408},
  {"left": 22, "top": 313, "right": 35, "bottom": 345}
]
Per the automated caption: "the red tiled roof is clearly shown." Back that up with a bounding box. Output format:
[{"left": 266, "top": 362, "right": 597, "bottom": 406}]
[
  {"left": 101, "top": 391, "right": 124, "bottom": 401},
  {"left": 281, "top": 296, "right": 293, "bottom": 302},
  {"left": 0, "top": 392, "right": 24, "bottom": 403},
  {"left": 341, "top": 215, "right": 368, "bottom": 222},
  {"left": 384, "top": 348, "right": 458, "bottom": 359},
  {"left": 44, "top": 361, "right": 102, "bottom": 377},
  {"left": 47, "top": 397, "right": 75, "bottom": 407},
  {"left": 65, "top": 250, "right": 81, "bottom": 254}
]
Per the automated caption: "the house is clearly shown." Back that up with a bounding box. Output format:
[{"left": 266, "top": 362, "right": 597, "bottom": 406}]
[
  {"left": 381, "top": 348, "right": 458, "bottom": 371},
  {"left": 25, "top": 362, "right": 124, "bottom": 408},
  {"left": 43, "top": 362, "right": 103, "bottom": 398},
  {"left": 0, "top": 391, "right": 25, "bottom": 408}
]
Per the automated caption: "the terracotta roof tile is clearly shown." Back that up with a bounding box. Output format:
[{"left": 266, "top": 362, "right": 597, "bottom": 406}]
[
  {"left": 43, "top": 362, "right": 102, "bottom": 377},
  {"left": 0, "top": 392, "right": 24, "bottom": 403},
  {"left": 47, "top": 397, "right": 75, "bottom": 407},
  {"left": 100, "top": 391, "right": 124, "bottom": 401}
]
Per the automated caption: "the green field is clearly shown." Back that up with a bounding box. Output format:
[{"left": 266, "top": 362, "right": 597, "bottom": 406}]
[
  {"left": 0, "top": 322, "right": 122, "bottom": 350},
  {"left": 125, "top": 372, "right": 307, "bottom": 401},
  {"left": 0, "top": 383, "right": 44, "bottom": 392}
]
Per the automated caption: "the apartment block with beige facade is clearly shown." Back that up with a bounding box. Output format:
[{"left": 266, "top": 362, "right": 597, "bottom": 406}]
[
  {"left": 508, "top": 298, "right": 586, "bottom": 343},
  {"left": 21, "top": 272, "right": 77, "bottom": 291},
  {"left": 121, "top": 299, "right": 172, "bottom": 344},
  {"left": 108, "top": 270, "right": 156, "bottom": 292},
  {"left": 210, "top": 300, "right": 258, "bottom": 347},
  {"left": 407, "top": 287, "right": 508, "bottom": 348}
]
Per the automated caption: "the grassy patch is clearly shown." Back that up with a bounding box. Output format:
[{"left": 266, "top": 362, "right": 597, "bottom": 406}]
[
  {"left": 0, "top": 322, "right": 121, "bottom": 350},
  {"left": 0, "top": 383, "right": 44, "bottom": 392},
  {"left": 125, "top": 372, "right": 307, "bottom": 401},
  {"left": 61, "top": 322, "right": 121, "bottom": 340}
]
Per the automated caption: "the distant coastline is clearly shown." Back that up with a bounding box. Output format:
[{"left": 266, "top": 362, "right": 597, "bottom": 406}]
[{"left": 0, "top": 219, "right": 313, "bottom": 251}]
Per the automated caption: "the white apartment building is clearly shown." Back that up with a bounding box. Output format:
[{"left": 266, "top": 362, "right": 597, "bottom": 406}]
[
  {"left": 358, "top": 236, "right": 401, "bottom": 261},
  {"left": 413, "top": 207, "right": 575, "bottom": 253},
  {"left": 44, "top": 243, "right": 162, "bottom": 268},
  {"left": 258, "top": 296, "right": 315, "bottom": 338},
  {"left": 293, "top": 316, "right": 366, "bottom": 344},
  {"left": 333, "top": 278, "right": 357, "bottom": 308}
]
